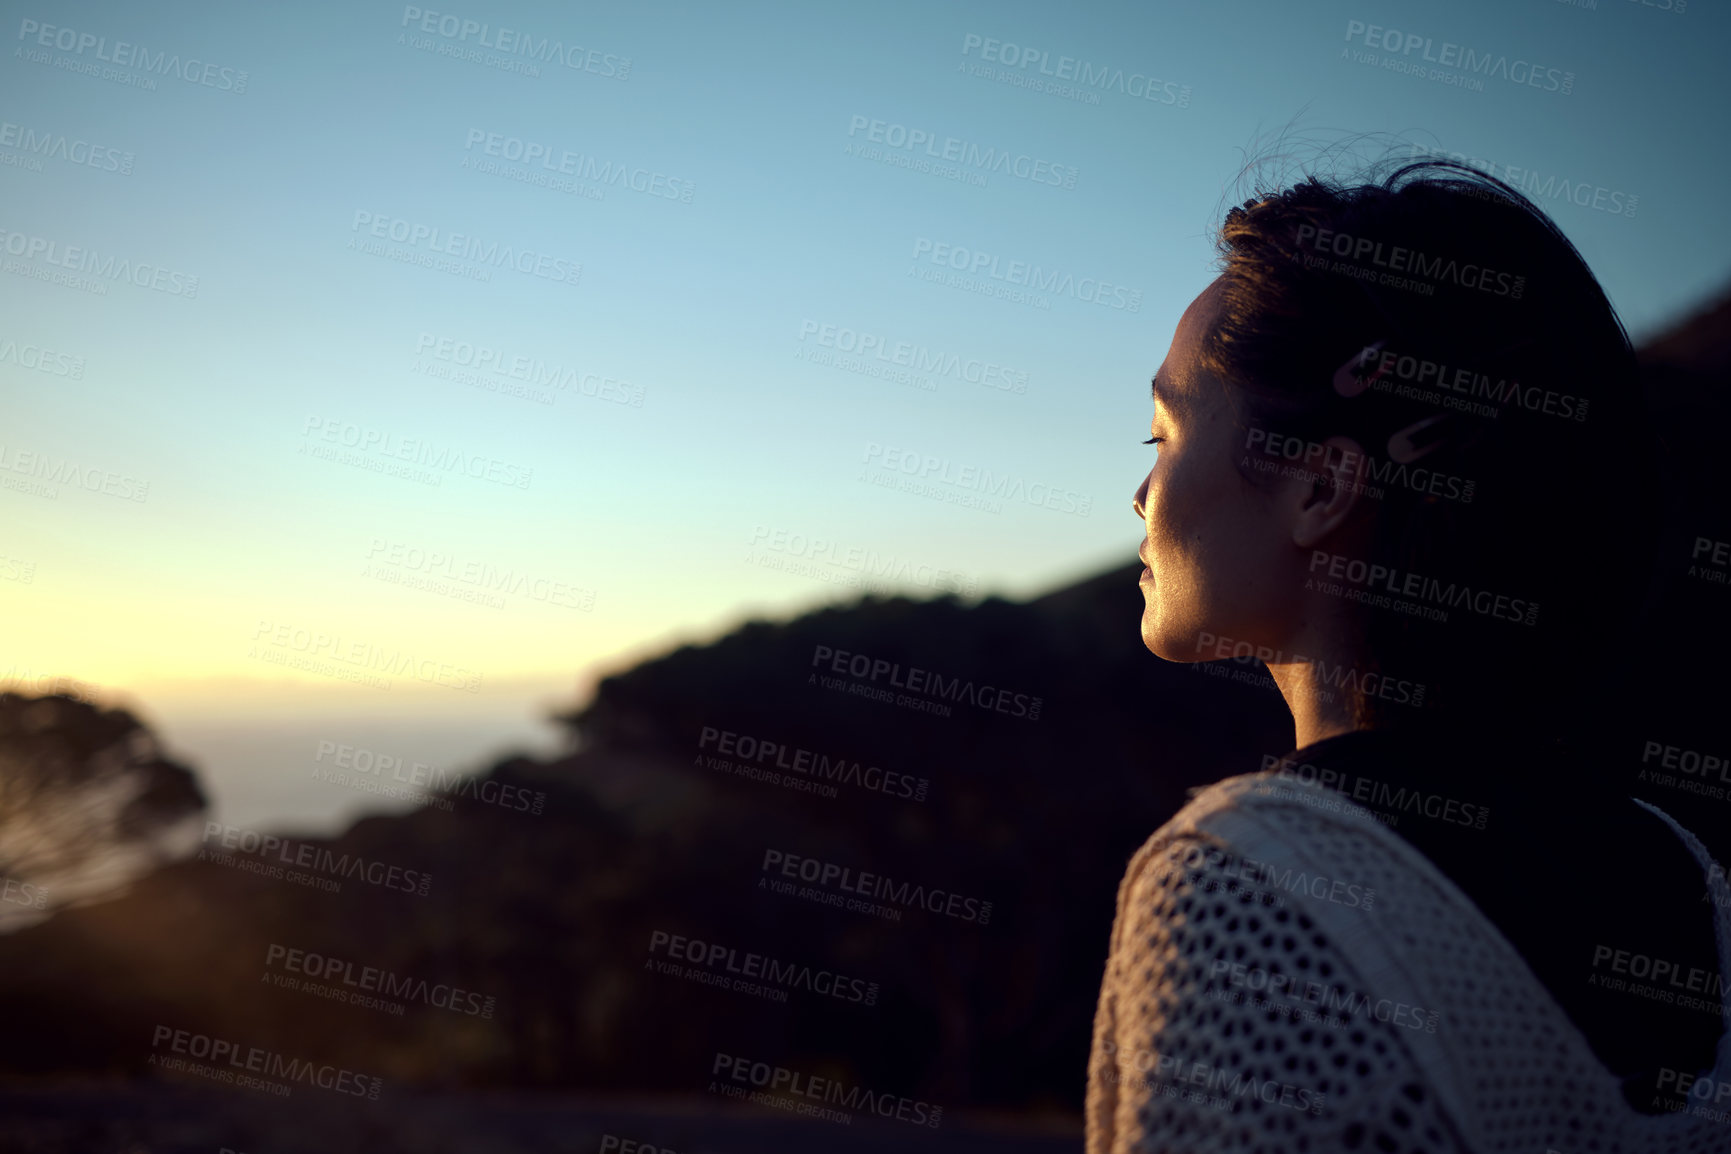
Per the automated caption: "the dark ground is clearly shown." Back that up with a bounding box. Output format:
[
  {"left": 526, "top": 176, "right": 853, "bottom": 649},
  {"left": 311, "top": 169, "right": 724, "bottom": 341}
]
[{"left": 0, "top": 1084, "right": 1082, "bottom": 1154}]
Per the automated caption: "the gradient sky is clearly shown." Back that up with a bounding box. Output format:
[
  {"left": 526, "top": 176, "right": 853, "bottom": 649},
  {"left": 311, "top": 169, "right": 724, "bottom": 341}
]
[{"left": 4, "top": 0, "right": 1728, "bottom": 824}]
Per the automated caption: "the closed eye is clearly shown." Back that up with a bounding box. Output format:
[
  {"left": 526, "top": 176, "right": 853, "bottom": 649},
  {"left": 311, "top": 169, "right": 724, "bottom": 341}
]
[{"left": 1142, "top": 436, "right": 1165, "bottom": 445}]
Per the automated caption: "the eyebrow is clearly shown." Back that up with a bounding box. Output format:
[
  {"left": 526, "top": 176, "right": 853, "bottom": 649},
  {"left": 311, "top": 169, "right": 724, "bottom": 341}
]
[
  {"left": 1151, "top": 370, "right": 1190, "bottom": 420},
  {"left": 1151, "top": 371, "right": 1174, "bottom": 409}
]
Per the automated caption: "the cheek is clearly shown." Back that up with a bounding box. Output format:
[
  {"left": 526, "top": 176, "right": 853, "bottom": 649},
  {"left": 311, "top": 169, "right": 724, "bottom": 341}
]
[
  {"left": 1146, "top": 457, "right": 1211, "bottom": 563},
  {"left": 1148, "top": 453, "right": 1269, "bottom": 623}
]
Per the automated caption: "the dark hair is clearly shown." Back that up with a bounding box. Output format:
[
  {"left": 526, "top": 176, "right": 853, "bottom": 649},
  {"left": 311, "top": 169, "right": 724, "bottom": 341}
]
[{"left": 1204, "top": 158, "right": 1659, "bottom": 740}]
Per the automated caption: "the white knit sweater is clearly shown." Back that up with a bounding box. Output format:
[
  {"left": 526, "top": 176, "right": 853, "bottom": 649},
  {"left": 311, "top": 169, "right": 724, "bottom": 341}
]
[{"left": 1085, "top": 771, "right": 1731, "bottom": 1153}]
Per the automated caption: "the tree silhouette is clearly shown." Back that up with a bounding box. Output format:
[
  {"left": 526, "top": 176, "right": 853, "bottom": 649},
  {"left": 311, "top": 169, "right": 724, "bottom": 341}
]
[{"left": 0, "top": 692, "right": 207, "bottom": 932}]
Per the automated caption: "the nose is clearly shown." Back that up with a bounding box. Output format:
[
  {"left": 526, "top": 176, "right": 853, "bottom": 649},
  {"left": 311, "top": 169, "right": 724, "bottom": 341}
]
[{"left": 1132, "top": 472, "right": 1149, "bottom": 520}]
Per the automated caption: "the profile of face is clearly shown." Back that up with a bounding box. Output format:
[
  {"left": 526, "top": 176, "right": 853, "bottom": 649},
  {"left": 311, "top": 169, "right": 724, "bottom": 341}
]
[{"left": 1132, "top": 277, "right": 1370, "bottom": 665}]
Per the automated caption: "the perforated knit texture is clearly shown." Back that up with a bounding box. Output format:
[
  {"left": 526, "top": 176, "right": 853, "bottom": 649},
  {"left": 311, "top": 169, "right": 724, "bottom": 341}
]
[{"left": 1085, "top": 772, "right": 1731, "bottom": 1154}]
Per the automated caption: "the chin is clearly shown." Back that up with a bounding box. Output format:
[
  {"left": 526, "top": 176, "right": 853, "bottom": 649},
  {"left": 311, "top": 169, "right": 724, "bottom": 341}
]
[
  {"left": 1145, "top": 638, "right": 1201, "bottom": 663},
  {"left": 1139, "top": 607, "right": 1201, "bottom": 664}
]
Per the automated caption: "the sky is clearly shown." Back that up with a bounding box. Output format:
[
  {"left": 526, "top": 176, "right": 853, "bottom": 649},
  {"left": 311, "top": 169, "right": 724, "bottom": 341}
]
[{"left": 4, "top": 0, "right": 1727, "bottom": 829}]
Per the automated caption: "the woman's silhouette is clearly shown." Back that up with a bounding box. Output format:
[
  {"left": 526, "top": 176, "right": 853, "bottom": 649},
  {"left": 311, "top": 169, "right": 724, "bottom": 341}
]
[{"left": 1088, "top": 158, "right": 1731, "bottom": 1152}]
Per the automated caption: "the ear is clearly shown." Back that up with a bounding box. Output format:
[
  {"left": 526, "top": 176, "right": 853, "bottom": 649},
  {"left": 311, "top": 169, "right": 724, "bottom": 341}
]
[{"left": 1290, "top": 435, "right": 1368, "bottom": 549}]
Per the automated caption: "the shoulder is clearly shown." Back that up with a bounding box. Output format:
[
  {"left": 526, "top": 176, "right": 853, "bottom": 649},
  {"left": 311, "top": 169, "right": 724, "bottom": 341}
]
[
  {"left": 1101, "top": 770, "right": 1407, "bottom": 1005},
  {"left": 1088, "top": 769, "right": 1660, "bottom": 1153},
  {"left": 1111, "top": 770, "right": 1422, "bottom": 927},
  {"left": 1088, "top": 770, "right": 1480, "bottom": 1151},
  {"left": 1155, "top": 767, "right": 1401, "bottom": 844}
]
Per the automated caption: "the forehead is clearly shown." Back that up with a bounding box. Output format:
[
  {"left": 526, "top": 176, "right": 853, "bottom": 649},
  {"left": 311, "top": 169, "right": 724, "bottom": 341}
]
[{"left": 1152, "top": 278, "right": 1225, "bottom": 415}]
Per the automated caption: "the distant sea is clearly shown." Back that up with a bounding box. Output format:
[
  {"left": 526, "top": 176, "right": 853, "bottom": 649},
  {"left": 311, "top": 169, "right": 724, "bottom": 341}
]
[{"left": 148, "top": 711, "right": 569, "bottom": 836}]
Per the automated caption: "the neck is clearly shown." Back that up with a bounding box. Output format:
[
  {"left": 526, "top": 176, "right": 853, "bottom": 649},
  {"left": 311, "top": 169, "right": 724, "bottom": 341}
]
[{"left": 1264, "top": 656, "right": 1367, "bottom": 750}]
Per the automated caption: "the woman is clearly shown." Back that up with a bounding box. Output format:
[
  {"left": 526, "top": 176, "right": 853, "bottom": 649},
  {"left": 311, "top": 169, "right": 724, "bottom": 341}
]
[{"left": 1088, "top": 159, "right": 1731, "bottom": 1152}]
